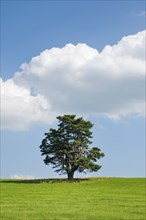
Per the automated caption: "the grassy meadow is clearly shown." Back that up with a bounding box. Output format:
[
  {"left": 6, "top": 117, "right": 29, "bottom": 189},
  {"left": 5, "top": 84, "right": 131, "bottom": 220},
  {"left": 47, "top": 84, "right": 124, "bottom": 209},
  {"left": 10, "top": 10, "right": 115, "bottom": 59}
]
[{"left": 0, "top": 178, "right": 145, "bottom": 220}]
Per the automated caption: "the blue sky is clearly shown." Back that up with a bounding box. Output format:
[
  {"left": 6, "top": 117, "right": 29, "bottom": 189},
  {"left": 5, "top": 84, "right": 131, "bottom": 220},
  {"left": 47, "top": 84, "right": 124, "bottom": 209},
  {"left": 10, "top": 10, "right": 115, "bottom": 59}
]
[{"left": 1, "top": 0, "right": 145, "bottom": 179}]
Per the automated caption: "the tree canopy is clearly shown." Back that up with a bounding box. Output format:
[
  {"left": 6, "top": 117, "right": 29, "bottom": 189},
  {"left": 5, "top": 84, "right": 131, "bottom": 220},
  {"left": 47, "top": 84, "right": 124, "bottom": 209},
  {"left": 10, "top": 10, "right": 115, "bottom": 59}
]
[{"left": 40, "top": 115, "right": 105, "bottom": 180}]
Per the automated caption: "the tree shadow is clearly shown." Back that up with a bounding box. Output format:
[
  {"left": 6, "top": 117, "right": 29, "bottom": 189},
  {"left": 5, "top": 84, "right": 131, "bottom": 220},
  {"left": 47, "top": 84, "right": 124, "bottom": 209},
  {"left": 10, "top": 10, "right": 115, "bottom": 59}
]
[{"left": 0, "top": 178, "right": 89, "bottom": 184}]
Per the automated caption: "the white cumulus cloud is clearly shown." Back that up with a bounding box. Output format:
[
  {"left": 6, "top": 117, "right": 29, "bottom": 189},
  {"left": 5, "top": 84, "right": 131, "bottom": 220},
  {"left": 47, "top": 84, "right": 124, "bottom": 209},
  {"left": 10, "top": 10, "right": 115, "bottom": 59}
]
[
  {"left": 1, "top": 78, "right": 57, "bottom": 130},
  {"left": 1, "top": 30, "right": 145, "bottom": 130}
]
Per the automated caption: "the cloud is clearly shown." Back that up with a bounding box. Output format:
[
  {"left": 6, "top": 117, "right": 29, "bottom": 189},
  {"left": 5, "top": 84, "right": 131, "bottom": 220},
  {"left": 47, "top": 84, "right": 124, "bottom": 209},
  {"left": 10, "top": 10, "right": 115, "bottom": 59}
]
[
  {"left": 1, "top": 78, "right": 57, "bottom": 130},
  {"left": 137, "top": 11, "right": 146, "bottom": 17},
  {"left": 11, "top": 174, "right": 35, "bottom": 179},
  {"left": 1, "top": 30, "right": 145, "bottom": 130}
]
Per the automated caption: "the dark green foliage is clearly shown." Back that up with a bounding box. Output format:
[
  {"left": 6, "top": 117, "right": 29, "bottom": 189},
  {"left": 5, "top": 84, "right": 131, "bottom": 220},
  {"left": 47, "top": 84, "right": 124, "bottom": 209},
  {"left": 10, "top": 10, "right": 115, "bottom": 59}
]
[{"left": 40, "top": 115, "right": 104, "bottom": 180}]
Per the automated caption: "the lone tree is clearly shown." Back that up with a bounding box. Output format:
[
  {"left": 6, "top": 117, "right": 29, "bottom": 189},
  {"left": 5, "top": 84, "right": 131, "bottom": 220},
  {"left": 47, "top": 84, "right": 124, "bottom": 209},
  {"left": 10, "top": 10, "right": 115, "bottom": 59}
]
[{"left": 40, "top": 115, "right": 104, "bottom": 180}]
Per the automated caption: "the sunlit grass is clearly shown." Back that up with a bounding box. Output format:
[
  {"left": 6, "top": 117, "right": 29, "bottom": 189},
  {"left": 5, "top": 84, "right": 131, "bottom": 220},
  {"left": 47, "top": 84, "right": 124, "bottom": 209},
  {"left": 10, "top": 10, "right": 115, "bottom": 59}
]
[{"left": 0, "top": 178, "right": 145, "bottom": 220}]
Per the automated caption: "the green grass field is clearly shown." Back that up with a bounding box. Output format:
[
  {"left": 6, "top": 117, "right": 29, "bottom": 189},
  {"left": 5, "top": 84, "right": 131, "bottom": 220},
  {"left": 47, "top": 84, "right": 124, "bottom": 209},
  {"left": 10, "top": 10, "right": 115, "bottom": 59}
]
[{"left": 0, "top": 178, "right": 145, "bottom": 220}]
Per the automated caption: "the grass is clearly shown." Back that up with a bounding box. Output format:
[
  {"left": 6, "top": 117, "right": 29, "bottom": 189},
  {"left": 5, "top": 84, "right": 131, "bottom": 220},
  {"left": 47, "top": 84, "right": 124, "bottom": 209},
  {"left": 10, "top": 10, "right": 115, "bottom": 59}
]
[{"left": 0, "top": 177, "right": 146, "bottom": 220}]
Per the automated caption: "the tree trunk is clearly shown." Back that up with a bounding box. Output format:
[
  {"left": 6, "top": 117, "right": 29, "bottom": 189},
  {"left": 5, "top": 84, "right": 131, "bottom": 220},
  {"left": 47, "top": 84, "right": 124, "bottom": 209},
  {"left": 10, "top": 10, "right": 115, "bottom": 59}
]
[{"left": 67, "top": 172, "right": 74, "bottom": 180}]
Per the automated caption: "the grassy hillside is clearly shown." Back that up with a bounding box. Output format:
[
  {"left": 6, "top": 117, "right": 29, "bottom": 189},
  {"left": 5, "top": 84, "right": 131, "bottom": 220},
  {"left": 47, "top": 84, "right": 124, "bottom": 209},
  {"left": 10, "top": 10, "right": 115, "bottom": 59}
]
[{"left": 0, "top": 178, "right": 145, "bottom": 220}]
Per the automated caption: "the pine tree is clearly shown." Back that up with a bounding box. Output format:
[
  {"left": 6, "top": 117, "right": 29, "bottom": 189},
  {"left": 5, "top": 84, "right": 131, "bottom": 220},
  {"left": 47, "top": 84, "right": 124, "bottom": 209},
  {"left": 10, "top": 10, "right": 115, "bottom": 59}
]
[{"left": 40, "top": 115, "right": 104, "bottom": 180}]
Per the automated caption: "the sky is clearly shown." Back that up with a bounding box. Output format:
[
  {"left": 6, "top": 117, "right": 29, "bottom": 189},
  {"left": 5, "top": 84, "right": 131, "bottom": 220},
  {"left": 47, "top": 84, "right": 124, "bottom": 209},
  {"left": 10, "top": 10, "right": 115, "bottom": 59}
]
[{"left": 0, "top": 0, "right": 145, "bottom": 179}]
